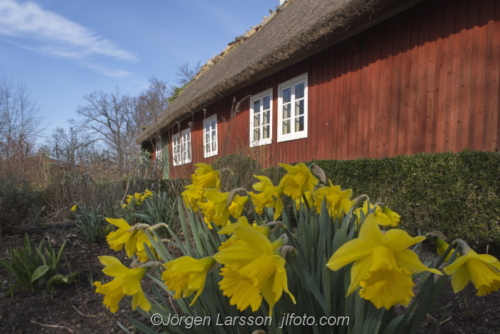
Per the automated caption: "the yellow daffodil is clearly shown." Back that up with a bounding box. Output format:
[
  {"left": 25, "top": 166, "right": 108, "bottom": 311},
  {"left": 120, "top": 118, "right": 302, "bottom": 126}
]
[
  {"left": 218, "top": 216, "right": 270, "bottom": 250},
  {"left": 426, "top": 233, "right": 458, "bottom": 262},
  {"left": 70, "top": 204, "right": 78, "bottom": 212},
  {"left": 249, "top": 175, "right": 284, "bottom": 220},
  {"left": 278, "top": 162, "right": 318, "bottom": 200},
  {"left": 105, "top": 218, "right": 152, "bottom": 260},
  {"left": 192, "top": 163, "right": 220, "bottom": 189},
  {"left": 444, "top": 242, "right": 500, "bottom": 296},
  {"left": 327, "top": 214, "right": 442, "bottom": 309},
  {"left": 94, "top": 256, "right": 150, "bottom": 313},
  {"left": 313, "top": 181, "right": 353, "bottom": 218},
  {"left": 376, "top": 206, "right": 401, "bottom": 227},
  {"left": 228, "top": 194, "right": 249, "bottom": 218},
  {"left": 354, "top": 200, "right": 400, "bottom": 227},
  {"left": 182, "top": 184, "right": 204, "bottom": 211},
  {"left": 201, "top": 190, "right": 248, "bottom": 227},
  {"left": 214, "top": 226, "right": 295, "bottom": 315},
  {"left": 294, "top": 191, "right": 314, "bottom": 210},
  {"left": 162, "top": 256, "right": 216, "bottom": 306},
  {"left": 354, "top": 200, "right": 380, "bottom": 224}
]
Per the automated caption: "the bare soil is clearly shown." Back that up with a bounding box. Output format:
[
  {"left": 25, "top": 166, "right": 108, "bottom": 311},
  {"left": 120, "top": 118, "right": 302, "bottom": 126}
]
[
  {"left": 1, "top": 223, "right": 500, "bottom": 334},
  {"left": 0, "top": 222, "right": 149, "bottom": 334}
]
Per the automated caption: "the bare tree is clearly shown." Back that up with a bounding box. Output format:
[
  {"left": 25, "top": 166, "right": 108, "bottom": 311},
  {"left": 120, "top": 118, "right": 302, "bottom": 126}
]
[
  {"left": 50, "top": 126, "right": 96, "bottom": 166},
  {"left": 134, "top": 76, "right": 170, "bottom": 131},
  {"left": 0, "top": 78, "right": 44, "bottom": 159},
  {"left": 74, "top": 89, "right": 136, "bottom": 173},
  {"left": 176, "top": 61, "right": 201, "bottom": 86}
]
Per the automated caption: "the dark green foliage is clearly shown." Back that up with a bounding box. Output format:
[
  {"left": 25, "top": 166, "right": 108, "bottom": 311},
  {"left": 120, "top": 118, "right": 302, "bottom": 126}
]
[
  {"left": 73, "top": 205, "right": 110, "bottom": 245},
  {"left": 304, "top": 150, "right": 500, "bottom": 251},
  {"left": 167, "top": 83, "right": 189, "bottom": 103},
  {"left": 0, "top": 180, "right": 44, "bottom": 235},
  {"left": 0, "top": 234, "right": 79, "bottom": 296}
]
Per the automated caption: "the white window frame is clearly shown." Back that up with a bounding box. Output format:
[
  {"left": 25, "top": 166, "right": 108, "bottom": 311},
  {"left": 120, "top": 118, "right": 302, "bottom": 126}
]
[
  {"left": 171, "top": 132, "right": 181, "bottom": 166},
  {"left": 277, "top": 73, "right": 308, "bottom": 142},
  {"left": 155, "top": 139, "right": 163, "bottom": 160},
  {"left": 249, "top": 88, "right": 273, "bottom": 147},
  {"left": 203, "top": 114, "right": 218, "bottom": 158},
  {"left": 172, "top": 129, "right": 191, "bottom": 166},
  {"left": 180, "top": 128, "right": 192, "bottom": 164}
]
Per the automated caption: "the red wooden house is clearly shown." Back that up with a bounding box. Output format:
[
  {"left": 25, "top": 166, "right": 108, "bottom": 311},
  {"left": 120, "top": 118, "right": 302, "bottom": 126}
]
[{"left": 137, "top": 0, "right": 500, "bottom": 179}]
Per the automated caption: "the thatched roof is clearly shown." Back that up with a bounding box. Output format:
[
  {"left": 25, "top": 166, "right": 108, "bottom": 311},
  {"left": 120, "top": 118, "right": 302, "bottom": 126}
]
[{"left": 137, "top": 0, "right": 420, "bottom": 144}]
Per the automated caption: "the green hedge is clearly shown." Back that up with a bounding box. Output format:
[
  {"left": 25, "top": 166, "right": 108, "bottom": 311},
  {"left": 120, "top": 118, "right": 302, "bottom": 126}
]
[{"left": 307, "top": 150, "right": 500, "bottom": 253}]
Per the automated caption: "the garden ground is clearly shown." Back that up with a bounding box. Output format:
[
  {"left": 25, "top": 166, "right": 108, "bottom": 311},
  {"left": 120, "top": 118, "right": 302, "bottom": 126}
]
[{"left": 1, "top": 221, "right": 500, "bottom": 334}]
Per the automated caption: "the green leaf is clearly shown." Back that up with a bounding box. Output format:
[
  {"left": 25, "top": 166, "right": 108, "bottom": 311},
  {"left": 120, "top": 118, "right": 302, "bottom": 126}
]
[{"left": 31, "top": 265, "right": 49, "bottom": 282}]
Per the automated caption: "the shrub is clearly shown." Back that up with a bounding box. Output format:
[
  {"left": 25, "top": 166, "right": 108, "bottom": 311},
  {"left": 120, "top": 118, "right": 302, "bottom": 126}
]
[
  {"left": 308, "top": 150, "right": 500, "bottom": 252},
  {"left": 0, "top": 180, "right": 44, "bottom": 236},
  {"left": 213, "top": 154, "right": 261, "bottom": 191}
]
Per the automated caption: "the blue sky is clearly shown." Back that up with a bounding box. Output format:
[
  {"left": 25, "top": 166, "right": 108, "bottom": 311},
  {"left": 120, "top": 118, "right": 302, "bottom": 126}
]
[{"left": 0, "top": 0, "right": 277, "bottom": 142}]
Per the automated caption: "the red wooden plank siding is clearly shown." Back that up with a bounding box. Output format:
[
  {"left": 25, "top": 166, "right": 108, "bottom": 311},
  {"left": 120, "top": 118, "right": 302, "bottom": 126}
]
[
  {"left": 491, "top": 0, "right": 500, "bottom": 151},
  {"left": 379, "top": 19, "right": 393, "bottom": 159},
  {"left": 165, "top": 0, "right": 500, "bottom": 178}
]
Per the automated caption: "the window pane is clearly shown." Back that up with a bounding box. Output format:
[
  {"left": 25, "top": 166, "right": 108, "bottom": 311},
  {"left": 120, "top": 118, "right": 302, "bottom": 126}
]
[
  {"left": 295, "top": 116, "right": 304, "bottom": 132},
  {"left": 283, "top": 120, "right": 290, "bottom": 134},
  {"left": 211, "top": 130, "right": 216, "bottom": 142},
  {"left": 263, "top": 96, "right": 270, "bottom": 110},
  {"left": 211, "top": 119, "right": 216, "bottom": 129},
  {"left": 212, "top": 141, "right": 216, "bottom": 151},
  {"left": 206, "top": 144, "right": 210, "bottom": 154},
  {"left": 205, "top": 122, "right": 210, "bottom": 132},
  {"left": 205, "top": 133, "right": 210, "bottom": 144},
  {"left": 263, "top": 125, "right": 269, "bottom": 139},
  {"left": 283, "top": 87, "right": 291, "bottom": 103},
  {"left": 253, "top": 100, "right": 261, "bottom": 113},
  {"left": 263, "top": 110, "right": 270, "bottom": 124},
  {"left": 254, "top": 128, "right": 260, "bottom": 141},
  {"left": 283, "top": 103, "right": 291, "bottom": 119},
  {"left": 254, "top": 114, "right": 260, "bottom": 127},
  {"left": 295, "top": 99, "right": 304, "bottom": 116},
  {"left": 295, "top": 82, "right": 305, "bottom": 99}
]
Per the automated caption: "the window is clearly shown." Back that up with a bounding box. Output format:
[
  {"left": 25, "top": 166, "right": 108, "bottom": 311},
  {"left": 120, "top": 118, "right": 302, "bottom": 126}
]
[
  {"left": 250, "top": 88, "right": 273, "bottom": 147},
  {"left": 203, "top": 114, "right": 218, "bottom": 158},
  {"left": 155, "top": 139, "right": 163, "bottom": 160},
  {"left": 277, "top": 73, "right": 308, "bottom": 142},
  {"left": 172, "top": 133, "right": 180, "bottom": 166},
  {"left": 172, "top": 128, "right": 191, "bottom": 166},
  {"left": 180, "top": 128, "right": 191, "bottom": 164}
]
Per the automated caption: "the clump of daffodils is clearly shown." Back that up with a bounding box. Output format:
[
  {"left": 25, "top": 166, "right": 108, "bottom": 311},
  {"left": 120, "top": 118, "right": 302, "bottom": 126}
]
[
  {"left": 122, "top": 189, "right": 153, "bottom": 209},
  {"left": 93, "top": 163, "right": 500, "bottom": 333}
]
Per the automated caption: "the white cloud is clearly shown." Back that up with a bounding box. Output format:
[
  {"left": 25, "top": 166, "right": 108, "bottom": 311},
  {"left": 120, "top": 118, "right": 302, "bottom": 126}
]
[
  {"left": 88, "top": 64, "right": 131, "bottom": 78},
  {"left": 0, "top": 0, "right": 136, "bottom": 61}
]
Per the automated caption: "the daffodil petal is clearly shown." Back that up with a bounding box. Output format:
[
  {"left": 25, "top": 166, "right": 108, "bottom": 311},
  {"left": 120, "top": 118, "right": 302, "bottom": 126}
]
[
  {"left": 99, "top": 256, "right": 129, "bottom": 277},
  {"left": 358, "top": 214, "right": 385, "bottom": 247},
  {"left": 450, "top": 263, "right": 471, "bottom": 293},
  {"left": 394, "top": 249, "right": 442, "bottom": 275},
  {"left": 384, "top": 229, "right": 425, "bottom": 250},
  {"left": 327, "top": 239, "right": 371, "bottom": 271},
  {"left": 214, "top": 244, "right": 260, "bottom": 265},
  {"left": 105, "top": 218, "right": 130, "bottom": 230},
  {"left": 233, "top": 226, "right": 273, "bottom": 255},
  {"left": 444, "top": 256, "right": 470, "bottom": 275},
  {"left": 132, "top": 291, "right": 151, "bottom": 312},
  {"left": 347, "top": 256, "right": 371, "bottom": 296}
]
